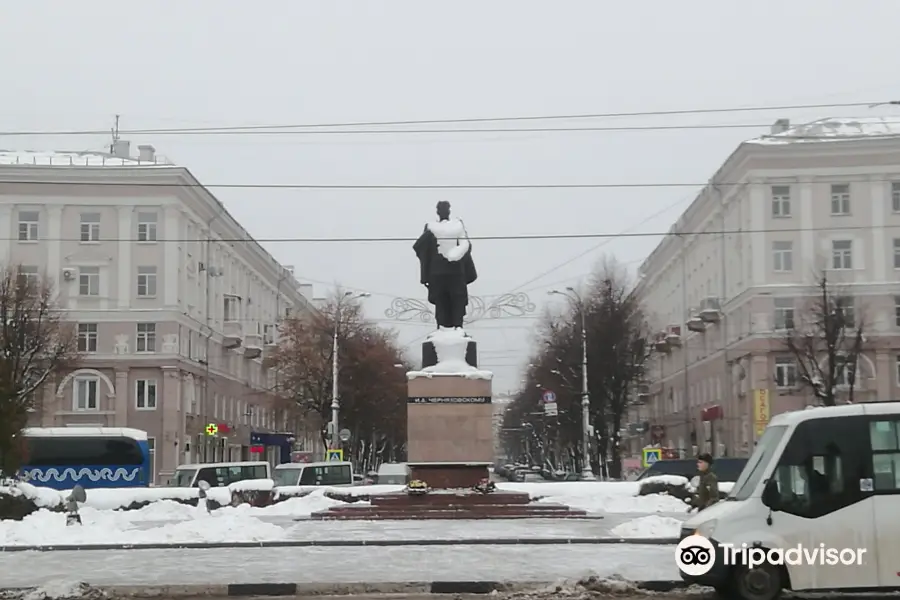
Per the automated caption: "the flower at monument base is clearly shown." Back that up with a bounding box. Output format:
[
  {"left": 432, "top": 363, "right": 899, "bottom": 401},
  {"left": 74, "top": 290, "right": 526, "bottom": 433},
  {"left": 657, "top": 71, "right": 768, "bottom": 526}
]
[
  {"left": 405, "top": 479, "right": 430, "bottom": 495},
  {"left": 473, "top": 478, "right": 496, "bottom": 494}
]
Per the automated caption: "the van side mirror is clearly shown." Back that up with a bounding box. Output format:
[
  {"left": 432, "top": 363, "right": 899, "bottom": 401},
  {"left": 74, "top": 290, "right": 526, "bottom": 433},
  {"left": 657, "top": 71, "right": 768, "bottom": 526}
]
[{"left": 761, "top": 479, "right": 779, "bottom": 510}]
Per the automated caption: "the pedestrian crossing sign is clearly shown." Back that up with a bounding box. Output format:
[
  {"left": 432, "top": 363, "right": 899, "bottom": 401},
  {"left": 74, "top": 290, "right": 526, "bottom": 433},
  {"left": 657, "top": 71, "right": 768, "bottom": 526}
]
[
  {"left": 642, "top": 448, "right": 661, "bottom": 468},
  {"left": 326, "top": 449, "right": 343, "bottom": 462}
]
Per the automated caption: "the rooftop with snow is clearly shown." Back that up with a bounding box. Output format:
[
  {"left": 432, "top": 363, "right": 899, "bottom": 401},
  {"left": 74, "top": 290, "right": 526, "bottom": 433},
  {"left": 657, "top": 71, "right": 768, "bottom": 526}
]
[
  {"left": 0, "top": 141, "right": 174, "bottom": 167},
  {"left": 749, "top": 116, "right": 900, "bottom": 144}
]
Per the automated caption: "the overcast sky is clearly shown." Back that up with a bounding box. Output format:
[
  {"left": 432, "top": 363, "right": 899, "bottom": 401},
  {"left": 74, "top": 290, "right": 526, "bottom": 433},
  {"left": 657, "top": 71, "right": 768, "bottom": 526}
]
[{"left": 3, "top": 1, "right": 900, "bottom": 393}]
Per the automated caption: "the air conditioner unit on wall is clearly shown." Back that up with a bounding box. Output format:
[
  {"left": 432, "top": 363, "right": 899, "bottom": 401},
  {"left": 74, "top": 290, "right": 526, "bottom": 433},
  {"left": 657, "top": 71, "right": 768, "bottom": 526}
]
[{"left": 62, "top": 268, "right": 76, "bottom": 280}]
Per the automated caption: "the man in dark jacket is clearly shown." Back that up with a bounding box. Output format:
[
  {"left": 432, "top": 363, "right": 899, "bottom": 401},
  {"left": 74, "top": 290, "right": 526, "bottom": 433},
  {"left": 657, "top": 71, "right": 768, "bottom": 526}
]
[{"left": 687, "top": 453, "right": 720, "bottom": 512}]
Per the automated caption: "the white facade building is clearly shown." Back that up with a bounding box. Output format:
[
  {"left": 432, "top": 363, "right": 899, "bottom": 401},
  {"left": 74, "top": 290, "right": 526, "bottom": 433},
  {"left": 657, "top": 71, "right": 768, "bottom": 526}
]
[
  {"left": 0, "top": 143, "right": 321, "bottom": 482},
  {"left": 629, "top": 118, "right": 900, "bottom": 458}
]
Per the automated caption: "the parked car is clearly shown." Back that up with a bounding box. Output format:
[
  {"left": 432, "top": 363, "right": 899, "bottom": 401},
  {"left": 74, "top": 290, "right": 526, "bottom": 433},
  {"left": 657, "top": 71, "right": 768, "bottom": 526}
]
[{"left": 636, "top": 457, "right": 748, "bottom": 482}]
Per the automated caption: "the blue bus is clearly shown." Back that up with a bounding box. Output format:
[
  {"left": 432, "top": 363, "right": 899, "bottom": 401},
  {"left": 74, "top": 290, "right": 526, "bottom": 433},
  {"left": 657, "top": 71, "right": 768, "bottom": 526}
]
[{"left": 19, "top": 427, "right": 151, "bottom": 489}]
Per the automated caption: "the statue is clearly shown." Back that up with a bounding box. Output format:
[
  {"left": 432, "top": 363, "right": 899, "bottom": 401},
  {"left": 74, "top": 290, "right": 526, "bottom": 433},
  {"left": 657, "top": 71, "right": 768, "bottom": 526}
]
[{"left": 413, "top": 201, "right": 477, "bottom": 329}]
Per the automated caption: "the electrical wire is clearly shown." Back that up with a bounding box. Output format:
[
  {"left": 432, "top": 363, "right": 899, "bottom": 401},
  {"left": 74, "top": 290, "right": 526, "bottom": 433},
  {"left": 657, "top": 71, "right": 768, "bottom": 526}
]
[
  {"left": 15, "top": 222, "right": 900, "bottom": 244},
  {"left": 4, "top": 177, "right": 900, "bottom": 190},
  {"left": 0, "top": 100, "right": 887, "bottom": 137}
]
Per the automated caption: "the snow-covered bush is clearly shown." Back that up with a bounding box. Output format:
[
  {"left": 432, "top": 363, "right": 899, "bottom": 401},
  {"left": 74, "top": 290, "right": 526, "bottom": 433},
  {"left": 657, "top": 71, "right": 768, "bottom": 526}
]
[
  {"left": 0, "top": 481, "right": 64, "bottom": 520},
  {"left": 637, "top": 474, "right": 729, "bottom": 501},
  {"left": 228, "top": 479, "right": 275, "bottom": 507}
]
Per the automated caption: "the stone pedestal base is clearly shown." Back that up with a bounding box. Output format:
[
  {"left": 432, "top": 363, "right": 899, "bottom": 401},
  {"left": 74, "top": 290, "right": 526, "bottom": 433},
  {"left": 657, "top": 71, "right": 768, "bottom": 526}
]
[
  {"left": 422, "top": 339, "right": 478, "bottom": 369},
  {"left": 408, "top": 462, "right": 489, "bottom": 489},
  {"left": 407, "top": 376, "right": 493, "bottom": 487}
]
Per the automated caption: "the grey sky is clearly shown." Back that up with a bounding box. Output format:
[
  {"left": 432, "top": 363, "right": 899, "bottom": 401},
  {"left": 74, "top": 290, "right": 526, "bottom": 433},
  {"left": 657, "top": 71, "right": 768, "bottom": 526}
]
[{"left": 3, "top": 0, "right": 900, "bottom": 393}]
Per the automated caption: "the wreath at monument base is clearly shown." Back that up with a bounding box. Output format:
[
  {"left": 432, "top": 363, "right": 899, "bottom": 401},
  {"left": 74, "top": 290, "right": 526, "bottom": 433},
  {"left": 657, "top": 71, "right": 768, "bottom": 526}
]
[
  {"left": 405, "top": 479, "right": 430, "bottom": 496},
  {"left": 472, "top": 478, "right": 496, "bottom": 494}
]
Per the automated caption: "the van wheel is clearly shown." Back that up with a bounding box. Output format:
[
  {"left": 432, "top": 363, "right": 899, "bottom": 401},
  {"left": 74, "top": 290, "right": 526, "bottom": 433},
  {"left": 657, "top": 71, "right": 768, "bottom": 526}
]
[{"left": 734, "top": 563, "right": 783, "bottom": 600}]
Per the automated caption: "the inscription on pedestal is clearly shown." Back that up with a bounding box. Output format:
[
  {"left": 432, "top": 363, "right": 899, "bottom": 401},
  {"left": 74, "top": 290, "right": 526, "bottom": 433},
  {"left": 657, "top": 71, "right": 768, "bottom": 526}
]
[{"left": 408, "top": 396, "right": 491, "bottom": 404}]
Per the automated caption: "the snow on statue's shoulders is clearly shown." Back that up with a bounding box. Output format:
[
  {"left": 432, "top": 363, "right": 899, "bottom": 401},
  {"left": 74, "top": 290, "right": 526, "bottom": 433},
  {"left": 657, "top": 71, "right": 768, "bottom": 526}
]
[{"left": 427, "top": 219, "right": 463, "bottom": 238}]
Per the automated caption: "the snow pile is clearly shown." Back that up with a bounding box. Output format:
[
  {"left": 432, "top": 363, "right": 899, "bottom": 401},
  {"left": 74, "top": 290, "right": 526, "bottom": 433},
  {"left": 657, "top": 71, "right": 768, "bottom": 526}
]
[
  {"left": 0, "top": 506, "right": 288, "bottom": 546},
  {"left": 610, "top": 515, "right": 682, "bottom": 538},
  {"left": 275, "top": 483, "right": 404, "bottom": 499},
  {"left": 229, "top": 478, "right": 274, "bottom": 492},
  {"left": 497, "top": 481, "right": 686, "bottom": 513},
  {"left": 407, "top": 328, "right": 492, "bottom": 380},
  {"left": 11, "top": 581, "right": 107, "bottom": 600},
  {"left": 510, "top": 575, "right": 643, "bottom": 599},
  {"left": 0, "top": 481, "right": 65, "bottom": 508}
]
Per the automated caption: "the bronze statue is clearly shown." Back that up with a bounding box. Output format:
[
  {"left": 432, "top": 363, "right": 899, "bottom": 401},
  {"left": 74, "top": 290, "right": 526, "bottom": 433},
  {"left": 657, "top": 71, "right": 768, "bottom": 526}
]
[{"left": 413, "top": 201, "right": 477, "bottom": 329}]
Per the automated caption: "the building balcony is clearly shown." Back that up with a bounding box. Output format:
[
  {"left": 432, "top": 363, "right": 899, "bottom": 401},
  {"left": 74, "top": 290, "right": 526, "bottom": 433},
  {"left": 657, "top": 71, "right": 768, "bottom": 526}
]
[
  {"left": 653, "top": 332, "right": 670, "bottom": 353},
  {"left": 665, "top": 325, "right": 682, "bottom": 347},
  {"left": 243, "top": 332, "right": 263, "bottom": 359},
  {"left": 687, "top": 314, "right": 706, "bottom": 333},
  {"left": 223, "top": 321, "right": 243, "bottom": 349},
  {"left": 699, "top": 297, "right": 722, "bottom": 323}
]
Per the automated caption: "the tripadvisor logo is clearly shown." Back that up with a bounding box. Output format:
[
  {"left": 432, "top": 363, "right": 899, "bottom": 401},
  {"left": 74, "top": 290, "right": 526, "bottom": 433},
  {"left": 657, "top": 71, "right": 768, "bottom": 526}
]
[{"left": 676, "top": 535, "right": 867, "bottom": 576}]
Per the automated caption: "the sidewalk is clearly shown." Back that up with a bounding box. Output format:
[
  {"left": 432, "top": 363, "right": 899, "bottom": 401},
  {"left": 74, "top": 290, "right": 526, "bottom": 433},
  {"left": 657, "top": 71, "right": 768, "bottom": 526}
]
[{"left": 0, "top": 544, "right": 679, "bottom": 587}]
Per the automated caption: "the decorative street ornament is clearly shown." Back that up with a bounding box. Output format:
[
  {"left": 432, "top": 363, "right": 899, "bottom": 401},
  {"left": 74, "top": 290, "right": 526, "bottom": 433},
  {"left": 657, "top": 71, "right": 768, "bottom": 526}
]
[{"left": 385, "top": 293, "right": 536, "bottom": 323}]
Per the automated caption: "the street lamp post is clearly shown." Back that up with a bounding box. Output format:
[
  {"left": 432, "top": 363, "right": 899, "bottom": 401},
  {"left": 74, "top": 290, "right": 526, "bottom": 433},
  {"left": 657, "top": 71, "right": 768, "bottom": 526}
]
[
  {"left": 549, "top": 287, "right": 594, "bottom": 480},
  {"left": 330, "top": 291, "right": 370, "bottom": 450}
]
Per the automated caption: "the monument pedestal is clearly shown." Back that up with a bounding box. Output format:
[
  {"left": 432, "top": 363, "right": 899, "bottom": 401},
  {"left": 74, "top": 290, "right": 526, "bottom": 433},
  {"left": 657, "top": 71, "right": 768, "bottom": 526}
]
[{"left": 407, "top": 374, "right": 493, "bottom": 489}]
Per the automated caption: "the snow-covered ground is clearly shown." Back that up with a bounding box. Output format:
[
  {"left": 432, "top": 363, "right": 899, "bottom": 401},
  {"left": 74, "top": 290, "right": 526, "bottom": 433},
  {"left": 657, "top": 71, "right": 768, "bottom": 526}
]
[
  {"left": 0, "top": 544, "right": 680, "bottom": 586},
  {"left": 0, "top": 480, "right": 700, "bottom": 547}
]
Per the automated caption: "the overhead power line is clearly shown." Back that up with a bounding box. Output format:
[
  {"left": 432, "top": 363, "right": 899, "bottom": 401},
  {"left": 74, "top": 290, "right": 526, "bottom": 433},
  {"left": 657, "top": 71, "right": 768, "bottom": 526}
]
[
  {"left": 13, "top": 223, "right": 900, "bottom": 244},
  {"left": 0, "top": 100, "right": 891, "bottom": 137},
  {"left": 4, "top": 177, "right": 900, "bottom": 190}
]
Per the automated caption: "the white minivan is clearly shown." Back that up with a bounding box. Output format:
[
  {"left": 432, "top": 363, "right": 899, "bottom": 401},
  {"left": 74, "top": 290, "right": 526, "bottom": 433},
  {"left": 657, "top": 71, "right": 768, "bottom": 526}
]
[
  {"left": 681, "top": 402, "right": 900, "bottom": 600},
  {"left": 273, "top": 461, "right": 354, "bottom": 488},
  {"left": 172, "top": 461, "right": 270, "bottom": 488}
]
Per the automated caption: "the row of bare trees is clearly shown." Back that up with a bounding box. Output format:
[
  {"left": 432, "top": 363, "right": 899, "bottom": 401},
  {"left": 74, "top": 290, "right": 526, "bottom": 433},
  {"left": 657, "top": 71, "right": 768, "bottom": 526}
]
[
  {"left": 501, "top": 259, "right": 652, "bottom": 479},
  {"left": 268, "top": 293, "right": 410, "bottom": 473}
]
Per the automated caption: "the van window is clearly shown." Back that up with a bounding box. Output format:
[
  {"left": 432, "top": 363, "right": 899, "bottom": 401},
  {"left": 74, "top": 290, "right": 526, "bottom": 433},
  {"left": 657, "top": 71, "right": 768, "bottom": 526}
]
[
  {"left": 173, "top": 468, "right": 196, "bottom": 487},
  {"left": 274, "top": 468, "right": 302, "bottom": 487},
  {"left": 731, "top": 425, "right": 788, "bottom": 500},
  {"left": 193, "top": 464, "right": 268, "bottom": 487},
  {"left": 298, "top": 464, "right": 351, "bottom": 486},
  {"left": 869, "top": 420, "right": 900, "bottom": 490},
  {"left": 770, "top": 416, "right": 867, "bottom": 518}
]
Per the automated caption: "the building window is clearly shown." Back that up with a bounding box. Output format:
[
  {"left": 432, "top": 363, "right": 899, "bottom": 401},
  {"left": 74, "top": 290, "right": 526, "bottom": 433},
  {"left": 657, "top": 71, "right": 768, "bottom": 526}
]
[
  {"left": 893, "top": 183, "right": 900, "bottom": 213},
  {"left": 224, "top": 295, "right": 240, "bottom": 321},
  {"left": 894, "top": 239, "right": 900, "bottom": 269},
  {"left": 263, "top": 324, "right": 275, "bottom": 345},
  {"left": 895, "top": 297, "right": 900, "bottom": 328},
  {"left": 18, "top": 211, "right": 39, "bottom": 241},
  {"left": 73, "top": 376, "right": 99, "bottom": 411},
  {"left": 774, "top": 357, "right": 797, "bottom": 388},
  {"left": 80, "top": 212, "right": 101, "bottom": 242},
  {"left": 136, "top": 322, "right": 156, "bottom": 352},
  {"left": 147, "top": 437, "right": 156, "bottom": 484},
  {"left": 835, "top": 356, "right": 858, "bottom": 388},
  {"left": 771, "top": 185, "right": 791, "bottom": 217},
  {"left": 136, "top": 379, "right": 158, "bottom": 410},
  {"left": 836, "top": 296, "right": 855, "bottom": 328},
  {"left": 77, "top": 323, "right": 98, "bottom": 352},
  {"left": 78, "top": 267, "right": 100, "bottom": 296},
  {"left": 772, "top": 241, "right": 793, "bottom": 272},
  {"left": 896, "top": 356, "right": 900, "bottom": 385},
  {"left": 17, "top": 265, "right": 39, "bottom": 288},
  {"left": 137, "top": 212, "right": 158, "bottom": 242},
  {"left": 774, "top": 298, "right": 795, "bottom": 330},
  {"left": 831, "top": 240, "right": 853, "bottom": 270},
  {"left": 830, "top": 184, "right": 851, "bottom": 215},
  {"left": 136, "top": 266, "right": 157, "bottom": 298}
]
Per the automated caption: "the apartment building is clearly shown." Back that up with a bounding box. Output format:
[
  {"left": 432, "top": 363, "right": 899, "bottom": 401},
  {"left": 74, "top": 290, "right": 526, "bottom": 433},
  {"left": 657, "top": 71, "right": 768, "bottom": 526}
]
[
  {"left": 0, "top": 142, "right": 322, "bottom": 483},
  {"left": 626, "top": 117, "right": 900, "bottom": 458}
]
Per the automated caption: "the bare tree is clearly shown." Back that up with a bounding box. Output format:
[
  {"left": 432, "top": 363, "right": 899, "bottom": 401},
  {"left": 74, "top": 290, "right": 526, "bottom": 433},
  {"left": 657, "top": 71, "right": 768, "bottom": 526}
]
[
  {"left": 0, "top": 267, "right": 77, "bottom": 476},
  {"left": 266, "top": 291, "right": 408, "bottom": 471},
  {"left": 785, "top": 273, "right": 865, "bottom": 406},
  {"left": 584, "top": 259, "right": 652, "bottom": 479}
]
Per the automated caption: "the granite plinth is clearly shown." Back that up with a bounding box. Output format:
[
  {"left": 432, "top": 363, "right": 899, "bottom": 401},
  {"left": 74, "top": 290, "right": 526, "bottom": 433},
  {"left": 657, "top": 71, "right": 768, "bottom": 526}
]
[
  {"left": 407, "top": 377, "right": 493, "bottom": 474},
  {"left": 309, "top": 490, "right": 588, "bottom": 520},
  {"left": 409, "top": 462, "right": 489, "bottom": 489},
  {"left": 422, "top": 339, "right": 477, "bottom": 368}
]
